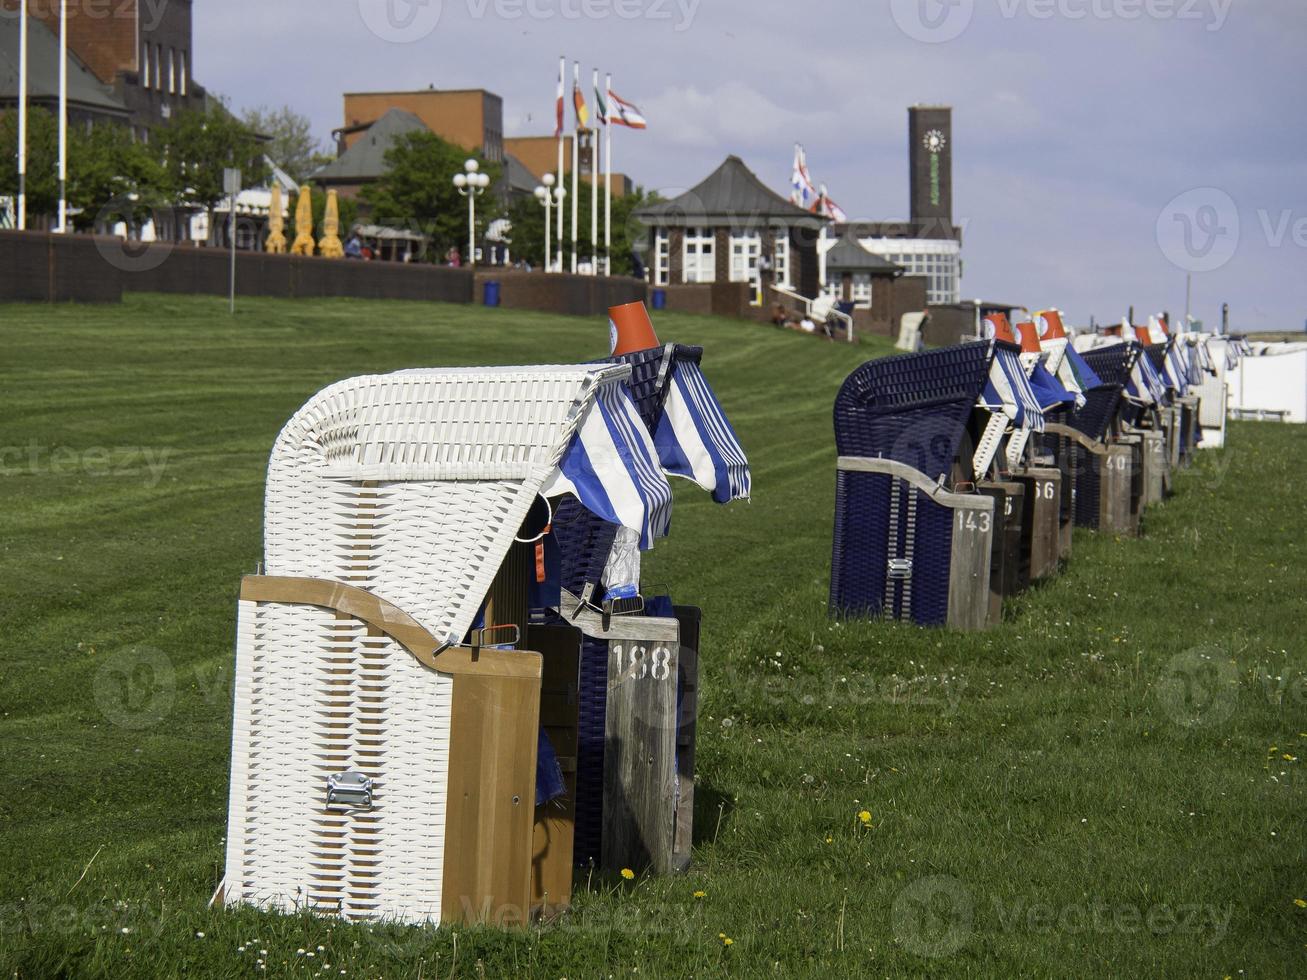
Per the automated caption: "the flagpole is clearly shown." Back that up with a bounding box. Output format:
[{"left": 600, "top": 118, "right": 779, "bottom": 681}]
[
  {"left": 555, "top": 55, "right": 565, "bottom": 273},
  {"left": 818, "top": 185, "right": 828, "bottom": 290},
  {"left": 17, "top": 0, "right": 28, "bottom": 230},
  {"left": 604, "top": 72, "right": 612, "bottom": 278},
  {"left": 57, "top": 0, "right": 68, "bottom": 233},
  {"left": 570, "top": 61, "right": 579, "bottom": 275},
  {"left": 589, "top": 68, "right": 600, "bottom": 276}
]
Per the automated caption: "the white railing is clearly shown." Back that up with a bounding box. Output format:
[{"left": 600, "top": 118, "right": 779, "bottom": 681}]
[{"left": 769, "top": 284, "right": 855, "bottom": 343}]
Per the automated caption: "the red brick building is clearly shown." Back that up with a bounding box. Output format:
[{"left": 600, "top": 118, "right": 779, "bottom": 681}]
[{"left": 0, "top": 0, "right": 209, "bottom": 137}]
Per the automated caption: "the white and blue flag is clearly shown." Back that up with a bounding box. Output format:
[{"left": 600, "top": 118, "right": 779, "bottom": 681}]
[
  {"left": 1127, "top": 351, "right": 1168, "bottom": 405},
  {"left": 1162, "top": 341, "right": 1190, "bottom": 395},
  {"left": 981, "top": 348, "right": 1045, "bottom": 431},
  {"left": 541, "top": 382, "right": 673, "bottom": 550},
  {"left": 653, "top": 360, "right": 752, "bottom": 503}
]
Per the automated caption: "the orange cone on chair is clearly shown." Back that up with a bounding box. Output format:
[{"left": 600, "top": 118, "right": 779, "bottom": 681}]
[
  {"left": 1013, "top": 319, "right": 1043, "bottom": 355},
  {"left": 981, "top": 312, "right": 1017, "bottom": 344},
  {"left": 1034, "top": 309, "right": 1068, "bottom": 341},
  {"left": 609, "top": 301, "right": 660, "bottom": 356}
]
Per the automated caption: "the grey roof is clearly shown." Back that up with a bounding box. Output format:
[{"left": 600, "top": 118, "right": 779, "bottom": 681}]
[
  {"left": 0, "top": 15, "right": 129, "bottom": 117},
  {"left": 314, "top": 109, "right": 430, "bottom": 182},
  {"left": 501, "top": 153, "right": 537, "bottom": 195},
  {"left": 824, "top": 238, "right": 903, "bottom": 275},
  {"left": 634, "top": 155, "right": 823, "bottom": 227}
]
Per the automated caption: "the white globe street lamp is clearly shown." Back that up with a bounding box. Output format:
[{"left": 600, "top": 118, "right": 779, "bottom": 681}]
[
  {"left": 453, "top": 158, "right": 490, "bottom": 266},
  {"left": 552, "top": 184, "right": 566, "bottom": 274},
  {"left": 533, "top": 173, "right": 558, "bottom": 273}
]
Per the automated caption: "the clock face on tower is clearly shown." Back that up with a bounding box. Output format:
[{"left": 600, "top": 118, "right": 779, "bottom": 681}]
[{"left": 924, "top": 129, "right": 947, "bottom": 154}]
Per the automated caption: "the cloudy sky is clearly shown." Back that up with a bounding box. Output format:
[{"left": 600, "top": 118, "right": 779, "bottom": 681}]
[{"left": 195, "top": 0, "right": 1306, "bottom": 331}]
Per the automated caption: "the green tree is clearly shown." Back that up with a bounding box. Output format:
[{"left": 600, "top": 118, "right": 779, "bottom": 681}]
[
  {"left": 506, "top": 179, "right": 657, "bottom": 276},
  {"left": 240, "top": 105, "right": 330, "bottom": 184},
  {"left": 154, "top": 105, "right": 267, "bottom": 244},
  {"left": 0, "top": 106, "right": 58, "bottom": 220},
  {"left": 67, "top": 122, "right": 168, "bottom": 232},
  {"left": 361, "top": 131, "right": 501, "bottom": 259}
]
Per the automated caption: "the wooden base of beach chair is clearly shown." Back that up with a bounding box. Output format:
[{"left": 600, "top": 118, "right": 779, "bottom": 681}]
[
  {"left": 1177, "top": 396, "right": 1201, "bottom": 465},
  {"left": 1046, "top": 425, "right": 1137, "bottom": 537},
  {"left": 833, "top": 457, "right": 995, "bottom": 631},
  {"left": 528, "top": 625, "right": 581, "bottom": 918},
  {"left": 1103, "top": 442, "right": 1139, "bottom": 536},
  {"left": 1162, "top": 406, "right": 1182, "bottom": 470},
  {"left": 1014, "top": 467, "right": 1062, "bottom": 581},
  {"left": 978, "top": 480, "right": 1027, "bottom": 620},
  {"left": 672, "top": 606, "right": 701, "bottom": 874},
  {"left": 224, "top": 577, "right": 541, "bottom": 928},
  {"left": 559, "top": 591, "right": 695, "bottom": 876},
  {"left": 1038, "top": 431, "right": 1077, "bottom": 562},
  {"left": 1137, "top": 429, "right": 1169, "bottom": 505}
]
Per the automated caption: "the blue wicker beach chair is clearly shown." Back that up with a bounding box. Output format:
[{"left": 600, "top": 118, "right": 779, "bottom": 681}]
[
  {"left": 549, "top": 341, "right": 702, "bottom": 871},
  {"left": 542, "top": 319, "right": 750, "bottom": 872},
  {"left": 1051, "top": 341, "right": 1144, "bottom": 532},
  {"left": 830, "top": 338, "right": 1039, "bottom": 630}
]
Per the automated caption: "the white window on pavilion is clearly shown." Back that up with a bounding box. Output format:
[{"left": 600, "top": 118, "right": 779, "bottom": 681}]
[
  {"left": 730, "top": 232, "right": 763, "bottom": 304},
  {"left": 729, "top": 233, "right": 760, "bottom": 283},
  {"left": 682, "top": 227, "right": 715, "bottom": 284},
  {"left": 773, "top": 231, "right": 790, "bottom": 288},
  {"left": 820, "top": 275, "right": 842, "bottom": 302},
  {"left": 654, "top": 229, "right": 670, "bottom": 286},
  {"left": 852, "top": 273, "right": 873, "bottom": 309}
]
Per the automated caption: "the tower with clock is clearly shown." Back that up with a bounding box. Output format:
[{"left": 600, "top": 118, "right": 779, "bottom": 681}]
[{"left": 909, "top": 105, "right": 953, "bottom": 239}]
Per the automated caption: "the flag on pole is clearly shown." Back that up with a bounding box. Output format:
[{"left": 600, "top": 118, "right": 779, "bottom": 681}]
[
  {"left": 607, "top": 90, "right": 647, "bottom": 129},
  {"left": 815, "top": 186, "right": 849, "bottom": 223},
  {"left": 594, "top": 83, "right": 608, "bottom": 125},
  {"left": 554, "top": 59, "right": 565, "bottom": 138},
  {"left": 790, "top": 144, "right": 817, "bottom": 209},
  {"left": 573, "top": 78, "right": 591, "bottom": 130}
]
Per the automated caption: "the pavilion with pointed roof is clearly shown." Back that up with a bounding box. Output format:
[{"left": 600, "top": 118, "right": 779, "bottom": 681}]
[{"left": 633, "top": 155, "right": 827, "bottom": 299}]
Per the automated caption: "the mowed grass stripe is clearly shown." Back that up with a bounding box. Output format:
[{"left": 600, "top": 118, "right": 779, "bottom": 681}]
[{"left": 1, "top": 294, "right": 1303, "bottom": 977}]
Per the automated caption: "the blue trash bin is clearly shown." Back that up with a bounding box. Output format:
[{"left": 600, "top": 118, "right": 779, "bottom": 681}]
[
  {"left": 651, "top": 288, "right": 667, "bottom": 310},
  {"left": 484, "top": 280, "right": 501, "bottom": 307}
]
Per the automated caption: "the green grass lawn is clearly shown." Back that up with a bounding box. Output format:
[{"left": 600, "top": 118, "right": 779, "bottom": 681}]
[{"left": 1, "top": 293, "right": 1304, "bottom": 978}]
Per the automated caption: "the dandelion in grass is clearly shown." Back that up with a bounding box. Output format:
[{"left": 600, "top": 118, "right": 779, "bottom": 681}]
[
  {"left": 693, "top": 890, "right": 706, "bottom": 899},
  {"left": 718, "top": 932, "right": 734, "bottom": 946},
  {"left": 621, "top": 868, "right": 635, "bottom": 881},
  {"left": 1295, "top": 898, "right": 1306, "bottom": 908},
  {"left": 857, "top": 810, "right": 872, "bottom": 828}
]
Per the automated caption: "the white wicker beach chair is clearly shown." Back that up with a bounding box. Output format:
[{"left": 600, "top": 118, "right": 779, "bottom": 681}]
[{"left": 220, "top": 365, "right": 671, "bottom": 928}]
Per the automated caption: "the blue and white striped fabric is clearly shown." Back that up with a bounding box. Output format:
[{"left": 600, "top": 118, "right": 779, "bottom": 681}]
[
  {"left": 1163, "top": 342, "right": 1190, "bottom": 395},
  {"left": 980, "top": 348, "right": 1045, "bottom": 431},
  {"left": 1127, "top": 351, "right": 1168, "bottom": 405},
  {"left": 1186, "top": 343, "right": 1204, "bottom": 385},
  {"left": 653, "top": 360, "right": 751, "bottom": 503},
  {"left": 1029, "top": 361, "right": 1076, "bottom": 409},
  {"left": 540, "top": 382, "right": 673, "bottom": 550},
  {"left": 1058, "top": 347, "right": 1102, "bottom": 408},
  {"left": 1224, "top": 340, "right": 1241, "bottom": 371}
]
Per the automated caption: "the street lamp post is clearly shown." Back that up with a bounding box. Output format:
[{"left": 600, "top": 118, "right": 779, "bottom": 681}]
[
  {"left": 452, "top": 158, "right": 490, "bottom": 266},
  {"left": 553, "top": 185, "right": 566, "bottom": 273},
  {"left": 533, "top": 173, "right": 556, "bottom": 273}
]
